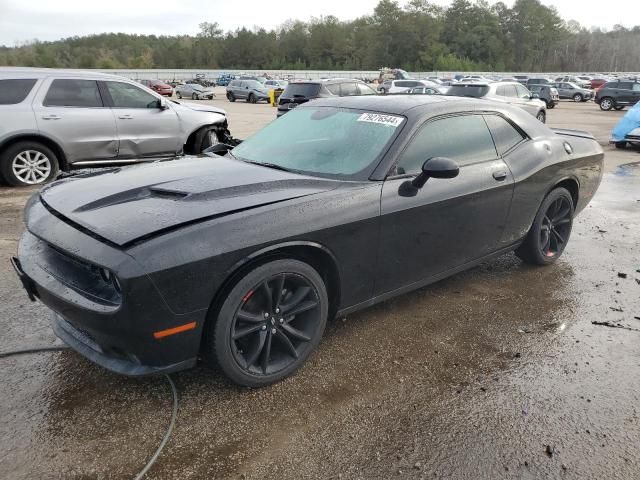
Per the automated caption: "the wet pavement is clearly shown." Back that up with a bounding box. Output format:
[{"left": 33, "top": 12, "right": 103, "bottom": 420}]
[{"left": 1, "top": 102, "right": 639, "bottom": 479}]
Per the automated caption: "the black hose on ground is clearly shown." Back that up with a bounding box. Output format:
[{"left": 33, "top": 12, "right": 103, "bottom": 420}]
[{"left": 0, "top": 345, "right": 178, "bottom": 480}]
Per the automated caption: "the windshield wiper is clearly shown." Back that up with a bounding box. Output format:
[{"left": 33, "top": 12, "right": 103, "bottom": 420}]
[{"left": 243, "top": 160, "right": 295, "bottom": 173}]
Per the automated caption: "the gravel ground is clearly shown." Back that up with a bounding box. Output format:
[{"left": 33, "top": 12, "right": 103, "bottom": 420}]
[{"left": 0, "top": 98, "right": 639, "bottom": 480}]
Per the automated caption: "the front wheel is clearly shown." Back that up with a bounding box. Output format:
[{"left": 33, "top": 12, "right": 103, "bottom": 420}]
[
  {"left": 247, "top": 93, "right": 256, "bottom": 104},
  {"left": 0, "top": 141, "right": 59, "bottom": 187},
  {"left": 176, "top": 92, "right": 182, "bottom": 99},
  {"left": 204, "top": 259, "right": 328, "bottom": 387},
  {"left": 226, "top": 92, "right": 235, "bottom": 102},
  {"left": 536, "top": 110, "right": 546, "bottom": 123},
  {"left": 192, "top": 93, "right": 198, "bottom": 100},
  {"left": 572, "top": 93, "right": 583, "bottom": 102},
  {"left": 515, "top": 187, "right": 574, "bottom": 265}
]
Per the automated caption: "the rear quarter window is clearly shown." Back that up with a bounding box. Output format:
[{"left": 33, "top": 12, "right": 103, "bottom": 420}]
[
  {"left": 484, "top": 114, "right": 526, "bottom": 155},
  {"left": 446, "top": 85, "right": 490, "bottom": 98},
  {"left": 0, "top": 79, "right": 38, "bottom": 105}
]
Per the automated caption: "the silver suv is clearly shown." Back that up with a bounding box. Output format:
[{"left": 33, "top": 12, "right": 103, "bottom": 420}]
[
  {"left": 446, "top": 81, "right": 547, "bottom": 123},
  {"left": 0, "top": 68, "right": 231, "bottom": 186}
]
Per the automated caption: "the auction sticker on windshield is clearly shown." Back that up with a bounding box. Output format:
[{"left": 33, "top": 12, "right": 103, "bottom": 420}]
[{"left": 357, "top": 113, "right": 404, "bottom": 127}]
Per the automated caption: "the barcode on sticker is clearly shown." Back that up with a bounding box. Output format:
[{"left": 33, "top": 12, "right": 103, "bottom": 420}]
[{"left": 357, "top": 113, "right": 404, "bottom": 127}]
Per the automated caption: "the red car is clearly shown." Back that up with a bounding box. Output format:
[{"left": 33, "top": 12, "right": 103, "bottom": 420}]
[
  {"left": 140, "top": 79, "right": 173, "bottom": 97},
  {"left": 590, "top": 78, "right": 609, "bottom": 91}
]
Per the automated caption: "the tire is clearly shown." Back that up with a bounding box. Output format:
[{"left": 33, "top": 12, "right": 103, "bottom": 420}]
[
  {"left": 192, "top": 93, "right": 198, "bottom": 100},
  {"left": 247, "top": 93, "right": 256, "bottom": 104},
  {"left": 379, "top": 88, "right": 386, "bottom": 95},
  {"left": 536, "top": 110, "right": 546, "bottom": 123},
  {"left": 227, "top": 92, "right": 236, "bottom": 102},
  {"left": 615, "top": 141, "right": 627, "bottom": 149},
  {"left": 0, "top": 141, "right": 59, "bottom": 187},
  {"left": 614, "top": 106, "right": 625, "bottom": 111},
  {"left": 204, "top": 259, "right": 329, "bottom": 387},
  {"left": 515, "top": 187, "right": 574, "bottom": 266},
  {"left": 599, "top": 97, "right": 614, "bottom": 111},
  {"left": 572, "top": 93, "right": 583, "bottom": 102},
  {"left": 176, "top": 92, "right": 182, "bottom": 99},
  {"left": 193, "top": 125, "right": 222, "bottom": 153}
]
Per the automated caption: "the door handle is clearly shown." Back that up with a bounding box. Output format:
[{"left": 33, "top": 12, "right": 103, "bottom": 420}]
[
  {"left": 41, "top": 115, "right": 61, "bottom": 120},
  {"left": 492, "top": 171, "right": 508, "bottom": 181},
  {"left": 118, "top": 114, "right": 133, "bottom": 120}
]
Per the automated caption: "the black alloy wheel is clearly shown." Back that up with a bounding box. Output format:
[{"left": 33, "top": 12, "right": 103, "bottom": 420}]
[
  {"left": 516, "top": 187, "right": 574, "bottom": 265},
  {"left": 247, "top": 93, "right": 256, "bottom": 104},
  {"left": 205, "top": 259, "right": 328, "bottom": 387},
  {"left": 538, "top": 196, "right": 572, "bottom": 259}
]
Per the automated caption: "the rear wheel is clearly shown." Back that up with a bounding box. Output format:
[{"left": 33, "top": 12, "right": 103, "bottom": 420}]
[
  {"left": 0, "top": 141, "right": 59, "bottom": 187},
  {"left": 380, "top": 88, "right": 386, "bottom": 95},
  {"left": 247, "top": 93, "right": 256, "bottom": 104},
  {"left": 572, "top": 93, "right": 583, "bottom": 102},
  {"left": 599, "top": 97, "right": 614, "bottom": 111},
  {"left": 204, "top": 259, "right": 328, "bottom": 387},
  {"left": 515, "top": 188, "right": 574, "bottom": 265},
  {"left": 192, "top": 93, "right": 198, "bottom": 100}
]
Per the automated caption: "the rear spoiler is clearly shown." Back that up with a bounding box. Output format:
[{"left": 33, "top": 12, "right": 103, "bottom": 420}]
[{"left": 551, "top": 128, "right": 596, "bottom": 140}]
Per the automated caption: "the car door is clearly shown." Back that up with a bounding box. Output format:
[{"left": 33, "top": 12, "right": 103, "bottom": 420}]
[
  {"left": 617, "top": 82, "right": 635, "bottom": 104},
  {"left": 101, "top": 80, "right": 181, "bottom": 159},
  {"left": 33, "top": 77, "right": 118, "bottom": 163},
  {"left": 375, "top": 113, "right": 514, "bottom": 295}
]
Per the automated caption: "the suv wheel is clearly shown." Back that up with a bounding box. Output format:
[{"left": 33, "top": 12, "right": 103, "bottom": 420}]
[
  {"left": 192, "top": 93, "right": 198, "bottom": 100},
  {"left": 572, "top": 93, "right": 583, "bottom": 102},
  {"left": 247, "top": 93, "right": 256, "bottom": 104},
  {"left": 599, "top": 97, "right": 614, "bottom": 111},
  {"left": 536, "top": 110, "right": 546, "bottom": 123},
  {"left": 379, "top": 88, "right": 386, "bottom": 95},
  {"left": 226, "top": 92, "right": 236, "bottom": 102},
  {"left": 0, "top": 141, "right": 59, "bottom": 187}
]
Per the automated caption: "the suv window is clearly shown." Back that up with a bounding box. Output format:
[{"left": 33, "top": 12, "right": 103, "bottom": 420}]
[
  {"left": 0, "top": 79, "right": 37, "bottom": 105},
  {"left": 618, "top": 82, "right": 633, "bottom": 90},
  {"left": 633, "top": 83, "right": 640, "bottom": 92},
  {"left": 325, "top": 84, "right": 340, "bottom": 95},
  {"left": 515, "top": 84, "right": 531, "bottom": 99},
  {"left": 447, "top": 84, "right": 490, "bottom": 98},
  {"left": 396, "top": 115, "right": 497, "bottom": 174},
  {"left": 396, "top": 81, "right": 412, "bottom": 87},
  {"left": 281, "top": 83, "right": 321, "bottom": 99},
  {"left": 44, "top": 79, "right": 103, "bottom": 107},
  {"left": 105, "top": 81, "right": 161, "bottom": 108},
  {"left": 496, "top": 85, "right": 517, "bottom": 98},
  {"left": 357, "top": 83, "right": 377, "bottom": 95},
  {"left": 229, "top": 80, "right": 239, "bottom": 87},
  {"left": 340, "top": 82, "right": 359, "bottom": 96},
  {"left": 484, "top": 115, "right": 526, "bottom": 155}
]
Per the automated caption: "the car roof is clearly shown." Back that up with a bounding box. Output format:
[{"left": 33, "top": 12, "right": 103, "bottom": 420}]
[
  {"left": 0, "top": 67, "right": 127, "bottom": 80},
  {"left": 307, "top": 94, "right": 487, "bottom": 115}
]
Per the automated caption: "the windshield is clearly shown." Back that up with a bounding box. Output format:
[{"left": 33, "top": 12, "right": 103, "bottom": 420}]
[
  {"left": 245, "top": 80, "right": 264, "bottom": 89},
  {"left": 281, "top": 83, "right": 321, "bottom": 99},
  {"left": 446, "top": 84, "right": 490, "bottom": 98},
  {"left": 231, "top": 107, "right": 404, "bottom": 179}
]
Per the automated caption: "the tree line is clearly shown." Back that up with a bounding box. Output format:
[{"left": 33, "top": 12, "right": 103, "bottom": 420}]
[{"left": 1, "top": 0, "right": 639, "bottom": 73}]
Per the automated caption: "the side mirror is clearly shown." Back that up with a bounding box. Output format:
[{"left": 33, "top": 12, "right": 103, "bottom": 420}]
[
  {"left": 531, "top": 93, "right": 540, "bottom": 99},
  {"left": 159, "top": 99, "right": 169, "bottom": 110},
  {"left": 412, "top": 157, "right": 459, "bottom": 189}
]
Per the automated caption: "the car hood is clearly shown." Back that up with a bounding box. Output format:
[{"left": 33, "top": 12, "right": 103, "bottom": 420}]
[
  {"left": 38, "top": 156, "right": 340, "bottom": 247},
  {"left": 173, "top": 100, "right": 226, "bottom": 116}
]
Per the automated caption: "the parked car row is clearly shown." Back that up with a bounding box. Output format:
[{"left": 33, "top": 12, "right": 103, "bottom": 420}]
[{"left": 0, "top": 68, "right": 232, "bottom": 187}]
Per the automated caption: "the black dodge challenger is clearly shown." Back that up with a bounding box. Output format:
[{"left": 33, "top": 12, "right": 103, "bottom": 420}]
[{"left": 13, "top": 95, "right": 603, "bottom": 386}]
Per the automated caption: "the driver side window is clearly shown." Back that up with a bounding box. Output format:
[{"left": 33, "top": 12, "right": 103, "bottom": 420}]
[
  {"left": 105, "top": 81, "right": 161, "bottom": 108},
  {"left": 394, "top": 115, "right": 498, "bottom": 175}
]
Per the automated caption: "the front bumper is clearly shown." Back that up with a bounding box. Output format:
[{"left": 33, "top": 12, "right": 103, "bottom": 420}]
[{"left": 14, "top": 200, "right": 207, "bottom": 376}]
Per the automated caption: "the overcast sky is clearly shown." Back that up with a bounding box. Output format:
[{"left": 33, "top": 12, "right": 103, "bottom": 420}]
[{"left": 0, "top": 0, "right": 637, "bottom": 47}]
